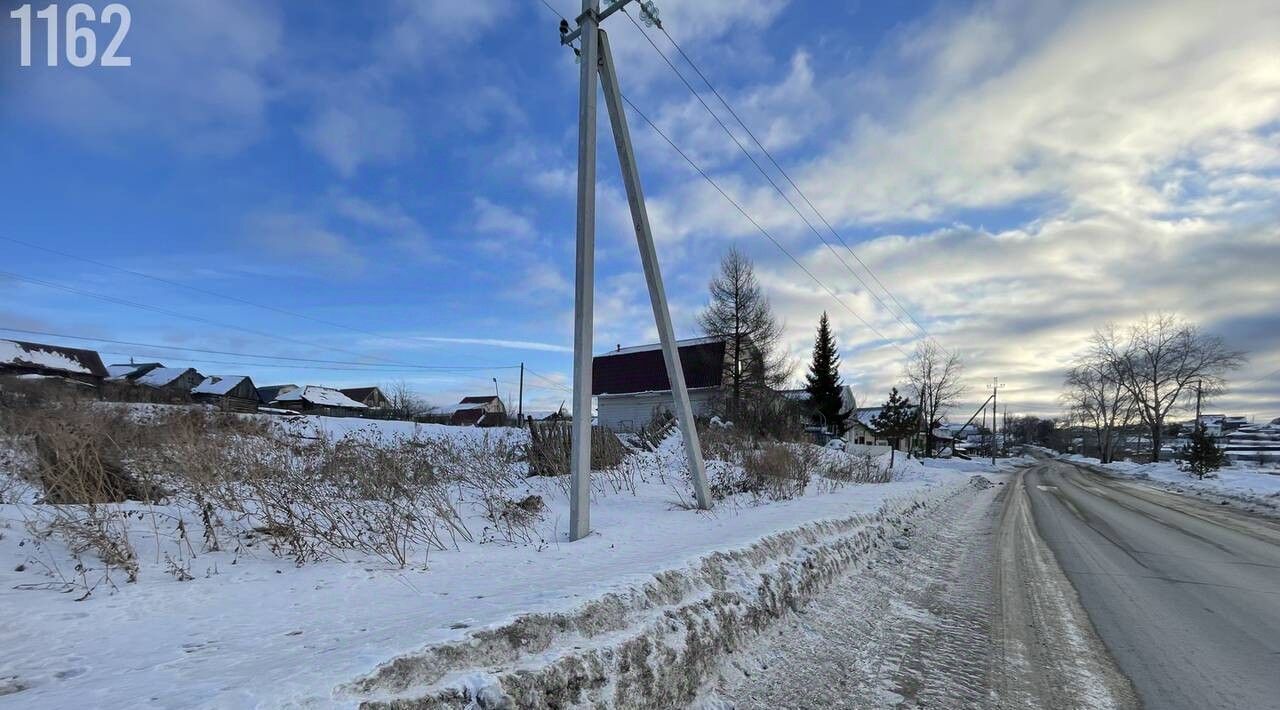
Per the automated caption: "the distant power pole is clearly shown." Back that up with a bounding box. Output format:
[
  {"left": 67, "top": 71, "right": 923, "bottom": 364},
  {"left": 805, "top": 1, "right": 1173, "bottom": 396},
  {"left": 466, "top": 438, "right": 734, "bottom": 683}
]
[
  {"left": 518, "top": 363, "right": 524, "bottom": 425},
  {"left": 560, "top": 0, "right": 712, "bottom": 541},
  {"left": 1194, "top": 379, "right": 1203, "bottom": 435},
  {"left": 988, "top": 377, "right": 1004, "bottom": 466}
]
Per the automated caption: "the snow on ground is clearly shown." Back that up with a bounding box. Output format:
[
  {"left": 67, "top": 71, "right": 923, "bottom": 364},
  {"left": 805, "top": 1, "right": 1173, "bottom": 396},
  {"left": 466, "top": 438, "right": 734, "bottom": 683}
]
[
  {"left": 0, "top": 413, "right": 1011, "bottom": 708},
  {"left": 1064, "top": 454, "right": 1280, "bottom": 513}
]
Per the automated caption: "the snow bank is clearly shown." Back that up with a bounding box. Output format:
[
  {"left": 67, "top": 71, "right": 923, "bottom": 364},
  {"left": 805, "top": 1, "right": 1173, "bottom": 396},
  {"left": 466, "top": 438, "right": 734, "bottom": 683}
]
[
  {"left": 1065, "top": 454, "right": 1280, "bottom": 513},
  {"left": 0, "top": 412, "right": 1002, "bottom": 708}
]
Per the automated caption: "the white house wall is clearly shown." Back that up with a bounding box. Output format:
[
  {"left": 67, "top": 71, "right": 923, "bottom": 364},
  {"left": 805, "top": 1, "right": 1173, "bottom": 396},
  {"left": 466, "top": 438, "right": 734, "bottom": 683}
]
[{"left": 597, "top": 389, "right": 717, "bottom": 433}]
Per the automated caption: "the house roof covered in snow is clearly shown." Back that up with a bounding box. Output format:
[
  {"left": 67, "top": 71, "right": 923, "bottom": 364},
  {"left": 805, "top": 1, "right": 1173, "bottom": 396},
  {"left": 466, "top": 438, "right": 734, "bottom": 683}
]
[
  {"left": 256, "top": 384, "right": 297, "bottom": 402},
  {"left": 192, "top": 375, "right": 256, "bottom": 397},
  {"left": 459, "top": 395, "right": 502, "bottom": 405},
  {"left": 0, "top": 339, "right": 108, "bottom": 378},
  {"left": 592, "top": 337, "right": 726, "bottom": 396},
  {"left": 272, "top": 385, "right": 367, "bottom": 409},
  {"left": 135, "top": 367, "right": 200, "bottom": 388},
  {"left": 852, "top": 406, "right": 884, "bottom": 429},
  {"left": 340, "top": 387, "right": 386, "bottom": 404},
  {"left": 106, "top": 362, "right": 166, "bottom": 381}
]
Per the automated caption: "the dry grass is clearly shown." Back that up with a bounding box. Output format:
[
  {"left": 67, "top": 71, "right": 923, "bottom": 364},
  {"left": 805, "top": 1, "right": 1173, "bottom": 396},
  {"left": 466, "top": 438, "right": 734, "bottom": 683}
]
[
  {"left": 527, "top": 421, "right": 625, "bottom": 477},
  {"left": 0, "top": 392, "right": 547, "bottom": 592}
]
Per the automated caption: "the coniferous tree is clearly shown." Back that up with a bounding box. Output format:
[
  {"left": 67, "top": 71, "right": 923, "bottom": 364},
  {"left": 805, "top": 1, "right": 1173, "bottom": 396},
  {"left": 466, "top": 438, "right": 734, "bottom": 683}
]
[
  {"left": 697, "top": 247, "right": 792, "bottom": 417},
  {"left": 1185, "top": 428, "right": 1225, "bottom": 479},
  {"left": 870, "top": 387, "right": 918, "bottom": 467},
  {"left": 804, "top": 312, "right": 850, "bottom": 435}
]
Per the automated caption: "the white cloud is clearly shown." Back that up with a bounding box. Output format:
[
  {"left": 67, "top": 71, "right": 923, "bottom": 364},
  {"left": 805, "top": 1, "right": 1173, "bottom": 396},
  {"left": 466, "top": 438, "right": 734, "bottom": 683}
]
[
  {"left": 301, "top": 102, "right": 414, "bottom": 177},
  {"left": 9, "top": 0, "right": 283, "bottom": 154},
  {"left": 473, "top": 197, "right": 536, "bottom": 239},
  {"left": 247, "top": 212, "right": 367, "bottom": 274}
]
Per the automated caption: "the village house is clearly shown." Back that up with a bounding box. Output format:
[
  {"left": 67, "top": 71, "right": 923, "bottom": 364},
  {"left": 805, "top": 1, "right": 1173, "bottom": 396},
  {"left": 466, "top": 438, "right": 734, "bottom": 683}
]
[
  {"left": 256, "top": 384, "right": 298, "bottom": 403},
  {"left": 0, "top": 339, "right": 108, "bottom": 386},
  {"left": 192, "top": 375, "right": 262, "bottom": 413},
  {"left": 592, "top": 337, "right": 726, "bottom": 433},
  {"left": 132, "top": 367, "right": 205, "bottom": 396},
  {"left": 269, "top": 385, "right": 367, "bottom": 417},
  {"left": 441, "top": 395, "right": 506, "bottom": 427},
  {"left": 340, "top": 387, "right": 390, "bottom": 410},
  {"left": 779, "top": 385, "right": 860, "bottom": 440},
  {"left": 106, "top": 362, "right": 165, "bottom": 381}
]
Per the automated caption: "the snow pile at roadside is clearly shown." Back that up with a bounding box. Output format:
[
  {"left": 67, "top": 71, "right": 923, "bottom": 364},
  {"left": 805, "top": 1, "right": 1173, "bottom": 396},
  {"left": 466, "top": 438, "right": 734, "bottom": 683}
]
[
  {"left": 0, "top": 413, "right": 1002, "bottom": 708},
  {"left": 1065, "top": 454, "right": 1280, "bottom": 512}
]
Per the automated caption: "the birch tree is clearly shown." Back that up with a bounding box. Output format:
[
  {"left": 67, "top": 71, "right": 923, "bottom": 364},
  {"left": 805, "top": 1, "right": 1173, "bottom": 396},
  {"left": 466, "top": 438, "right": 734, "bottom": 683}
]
[
  {"left": 1092, "top": 314, "right": 1244, "bottom": 463},
  {"left": 1060, "top": 353, "right": 1135, "bottom": 464},
  {"left": 903, "top": 341, "right": 966, "bottom": 457}
]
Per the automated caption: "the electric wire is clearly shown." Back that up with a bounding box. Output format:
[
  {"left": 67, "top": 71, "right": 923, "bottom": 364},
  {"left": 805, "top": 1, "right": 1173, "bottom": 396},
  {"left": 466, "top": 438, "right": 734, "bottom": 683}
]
[
  {"left": 649, "top": 21, "right": 939, "bottom": 347},
  {"left": 620, "top": 8, "right": 936, "bottom": 351}
]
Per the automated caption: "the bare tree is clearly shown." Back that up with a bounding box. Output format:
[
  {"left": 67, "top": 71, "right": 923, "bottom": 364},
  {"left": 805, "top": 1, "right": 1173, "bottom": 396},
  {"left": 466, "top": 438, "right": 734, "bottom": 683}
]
[
  {"left": 902, "top": 341, "right": 966, "bottom": 457},
  {"left": 1060, "top": 352, "right": 1136, "bottom": 464},
  {"left": 697, "top": 247, "right": 793, "bottom": 417},
  {"left": 1092, "top": 314, "right": 1244, "bottom": 463},
  {"left": 384, "top": 380, "right": 432, "bottom": 421}
]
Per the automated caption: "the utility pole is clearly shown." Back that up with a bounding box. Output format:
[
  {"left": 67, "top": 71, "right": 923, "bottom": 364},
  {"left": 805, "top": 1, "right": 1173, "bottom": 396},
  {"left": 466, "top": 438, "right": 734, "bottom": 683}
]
[
  {"left": 518, "top": 362, "right": 524, "bottom": 426},
  {"left": 566, "top": 0, "right": 601, "bottom": 543},
  {"left": 560, "top": 0, "right": 711, "bottom": 542},
  {"left": 988, "top": 377, "right": 1004, "bottom": 466},
  {"left": 1194, "top": 379, "right": 1203, "bottom": 434}
]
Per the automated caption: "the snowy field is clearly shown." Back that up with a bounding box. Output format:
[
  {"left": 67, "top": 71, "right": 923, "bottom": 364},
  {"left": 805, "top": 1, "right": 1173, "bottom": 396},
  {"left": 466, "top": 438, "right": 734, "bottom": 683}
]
[
  {"left": 1064, "top": 454, "right": 1280, "bottom": 514},
  {"left": 0, "top": 409, "right": 1020, "bottom": 708}
]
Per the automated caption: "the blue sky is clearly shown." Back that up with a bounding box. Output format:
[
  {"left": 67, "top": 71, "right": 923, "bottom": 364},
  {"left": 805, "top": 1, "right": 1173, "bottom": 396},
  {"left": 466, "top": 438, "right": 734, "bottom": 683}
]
[{"left": 2, "top": 0, "right": 1278, "bottom": 418}]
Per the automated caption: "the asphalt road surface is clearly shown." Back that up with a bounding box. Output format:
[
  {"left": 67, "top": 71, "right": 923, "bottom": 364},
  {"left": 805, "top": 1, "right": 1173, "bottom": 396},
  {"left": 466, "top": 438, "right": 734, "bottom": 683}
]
[{"left": 1022, "top": 459, "right": 1280, "bottom": 710}]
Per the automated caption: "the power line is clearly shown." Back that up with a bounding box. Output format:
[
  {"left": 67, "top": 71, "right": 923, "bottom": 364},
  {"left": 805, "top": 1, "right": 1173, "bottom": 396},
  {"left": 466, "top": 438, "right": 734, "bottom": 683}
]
[
  {"left": 0, "top": 236, "right": 551, "bottom": 367},
  {"left": 1239, "top": 366, "right": 1280, "bottom": 388},
  {"left": 616, "top": 93, "right": 909, "bottom": 356},
  {"left": 651, "top": 22, "right": 937, "bottom": 347},
  {"left": 0, "top": 269, "right": 425, "bottom": 366},
  {"left": 0, "top": 327, "right": 516, "bottom": 371},
  {"left": 620, "top": 9, "right": 937, "bottom": 350}
]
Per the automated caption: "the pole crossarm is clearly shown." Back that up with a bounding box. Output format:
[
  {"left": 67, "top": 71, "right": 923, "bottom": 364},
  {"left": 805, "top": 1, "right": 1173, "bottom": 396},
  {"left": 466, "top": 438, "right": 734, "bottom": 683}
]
[{"left": 560, "top": 0, "right": 637, "bottom": 45}]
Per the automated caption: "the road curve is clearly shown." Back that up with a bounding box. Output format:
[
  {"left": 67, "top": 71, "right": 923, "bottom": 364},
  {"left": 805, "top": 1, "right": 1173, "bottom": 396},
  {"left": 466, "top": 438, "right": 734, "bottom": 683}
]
[{"left": 1023, "top": 459, "right": 1280, "bottom": 710}]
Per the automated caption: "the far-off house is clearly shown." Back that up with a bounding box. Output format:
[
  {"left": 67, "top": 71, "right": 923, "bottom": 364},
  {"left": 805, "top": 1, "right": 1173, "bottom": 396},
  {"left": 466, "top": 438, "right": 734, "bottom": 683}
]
[
  {"left": 592, "top": 337, "right": 726, "bottom": 433},
  {"left": 340, "top": 387, "right": 390, "bottom": 410},
  {"left": 0, "top": 339, "right": 108, "bottom": 386},
  {"left": 192, "top": 375, "right": 261, "bottom": 413},
  {"left": 270, "top": 385, "right": 368, "bottom": 417},
  {"left": 443, "top": 395, "right": 506, "bottom": 426},
  {"left": 107, "top": 365, "right": 205, "bottom": 403}
]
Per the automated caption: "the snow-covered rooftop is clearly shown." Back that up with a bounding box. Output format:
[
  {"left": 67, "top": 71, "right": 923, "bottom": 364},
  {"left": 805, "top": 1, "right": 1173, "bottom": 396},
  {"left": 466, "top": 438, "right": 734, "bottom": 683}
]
[
  {"left": 0, "top": 339, "right": 95, "bottom": 375},
  {"left": 192, "top": 375, "right": 250, "bottom": 396},
  {"left": 436, "top": 402, "right": 485, "bottom": 415},
  {"left": 106, "top": 364, "right": 139, "bottom": 378},
  {"left": 135, "top": 367, "right": 195, "bottom": 388},
  {"left": 597, "top": 336, "right": 722, "bottom": 358},
  {"left": 273, "top": 385, "right": 367, "bottom": 409}
]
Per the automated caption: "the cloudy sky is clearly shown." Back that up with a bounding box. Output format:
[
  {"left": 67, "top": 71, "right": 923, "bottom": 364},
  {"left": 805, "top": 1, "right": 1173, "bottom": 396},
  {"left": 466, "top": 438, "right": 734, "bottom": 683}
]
[{"left": 2, "top": 0, "right": 1277, "bottom": 420}]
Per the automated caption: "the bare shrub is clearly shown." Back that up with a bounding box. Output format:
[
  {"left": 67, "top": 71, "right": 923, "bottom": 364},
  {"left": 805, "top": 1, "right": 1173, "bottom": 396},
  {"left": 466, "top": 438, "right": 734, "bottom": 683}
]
[
  {"left": 527, "top": 422, "right": 625, "bottom": 477},
  {"left": 817, "top": 450, "right": 891, "bottom": 485}
]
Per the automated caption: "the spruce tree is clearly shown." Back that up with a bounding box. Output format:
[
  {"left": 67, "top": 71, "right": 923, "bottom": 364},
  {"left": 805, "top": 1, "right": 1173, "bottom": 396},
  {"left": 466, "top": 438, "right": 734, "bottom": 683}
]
[
  {"left": 870, "top": 387, "right": 919, "bottom": 467},
  {"left": 1185, "top": 428, "right": 1225, "bottom": 479},
  {"left": 804, "top": 312, "right": 850, "bottom": 435}
]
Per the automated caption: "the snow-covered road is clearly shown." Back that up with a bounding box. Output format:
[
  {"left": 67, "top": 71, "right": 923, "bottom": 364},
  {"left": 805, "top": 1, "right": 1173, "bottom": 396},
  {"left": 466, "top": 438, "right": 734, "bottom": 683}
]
[
  {"left": 1023, "top": 459, "right": 1280, "bottom": 709},
  {"left": 701, "top": 471, "right": 1137, "bottom": 709}
]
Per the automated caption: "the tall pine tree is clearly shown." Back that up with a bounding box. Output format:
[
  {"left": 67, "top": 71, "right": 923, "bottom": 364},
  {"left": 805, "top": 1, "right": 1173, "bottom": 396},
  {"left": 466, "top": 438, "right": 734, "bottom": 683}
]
[
  {"left": 804, "top": 312, "right": 850, "bottom": 435},
  {"left": 697, "top": 247, "right": 791, "bottom": 417},
  {"left": 870, "top": 387, "right": 918, "bottom": 467}
]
